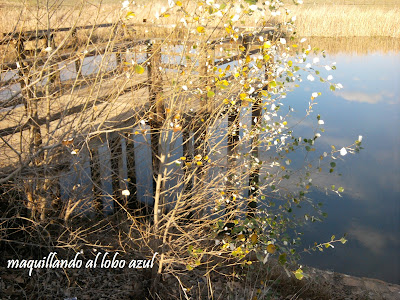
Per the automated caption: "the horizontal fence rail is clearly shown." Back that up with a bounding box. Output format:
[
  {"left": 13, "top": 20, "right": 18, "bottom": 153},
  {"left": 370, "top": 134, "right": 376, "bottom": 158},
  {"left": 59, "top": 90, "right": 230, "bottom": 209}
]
[{"left": 1, "top": 22, "right": 278, "bottom": 221}]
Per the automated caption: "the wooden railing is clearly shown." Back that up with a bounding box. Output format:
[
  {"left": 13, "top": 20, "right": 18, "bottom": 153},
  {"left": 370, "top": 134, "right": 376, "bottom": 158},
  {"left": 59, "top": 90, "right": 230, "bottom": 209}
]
[{"left": 0, "top": 23, "right": 277, "bottom": 220}]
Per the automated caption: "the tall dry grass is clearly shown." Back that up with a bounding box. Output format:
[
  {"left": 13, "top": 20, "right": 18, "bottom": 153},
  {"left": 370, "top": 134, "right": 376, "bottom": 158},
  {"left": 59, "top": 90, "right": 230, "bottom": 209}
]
[
  {"left": 2, "top": 1, "right": 400, "bottom": 38},
  {"left": 289, "top": 4, "right": 400, "bottom": 37}
]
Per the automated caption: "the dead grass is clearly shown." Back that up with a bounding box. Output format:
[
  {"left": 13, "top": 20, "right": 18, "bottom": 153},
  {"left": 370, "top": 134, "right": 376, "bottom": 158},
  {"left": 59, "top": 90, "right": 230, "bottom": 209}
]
[
  {"left": 304, "top": 36, "right": 400, "bottom": 54},
  {"left": 2, "top": 0, "right": 399, "bottom": 39},
  {"left": 289, "top": 4, "right": 400, "bottom": 37}
]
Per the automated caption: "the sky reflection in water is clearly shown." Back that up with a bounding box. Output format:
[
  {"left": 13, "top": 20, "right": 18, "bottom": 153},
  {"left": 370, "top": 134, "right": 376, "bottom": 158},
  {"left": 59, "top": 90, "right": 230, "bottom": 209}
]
[{"left": 282, "top": 51, "right": 399, "bottom": 284}]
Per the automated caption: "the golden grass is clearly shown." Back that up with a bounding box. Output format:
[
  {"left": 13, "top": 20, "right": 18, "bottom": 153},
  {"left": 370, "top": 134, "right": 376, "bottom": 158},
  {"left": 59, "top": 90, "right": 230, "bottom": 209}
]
[
  {"left": 289, "top": 4, "right": 400, "bottom": 37},
  {"left": 0, "top": 1, "right": 399, "bottom": 44},
  {"left": 304, "top": 36, "right": 400, "bottom": 55}
]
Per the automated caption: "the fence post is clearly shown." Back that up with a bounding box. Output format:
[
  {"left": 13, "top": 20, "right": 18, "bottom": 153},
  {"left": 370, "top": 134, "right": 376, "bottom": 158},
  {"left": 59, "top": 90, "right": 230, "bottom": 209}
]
[
  {"left": 224, "top": 35, "right": 251, "bottom": 227},
  {"left": 16, "top": 36, "right": 45, "bottom": 219},
  {"left": 110, "top": 134, "right": 123, "bottom": 213},
  {"left": 147, "top": 41, "right": 165, "bottom": 223},
  {"left": 72, "top": 29, "right": 81, "bottom": 78},
  {"left": 90, "top": 146, "right": 104, "bottom": 215},
  {"left": 182, "top": 119, "right": 193, "bottom": 193},
  {"left": 114, "top": 23, "right": 123, "bottom": 72},
  {"left": 193, "top": 43, "right": 214, "bottom": 185},
  {"left": 248, "top": 35, "right": 274, "bottom": 218},
  {"left": 125, "top": 133, "right": 138, "bottom": 211}
]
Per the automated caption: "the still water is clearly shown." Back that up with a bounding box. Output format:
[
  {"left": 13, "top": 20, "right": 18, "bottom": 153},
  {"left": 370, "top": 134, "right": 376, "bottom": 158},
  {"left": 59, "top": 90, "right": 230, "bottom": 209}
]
[{"left": 282, "top": 50, "right": 399, "bottom": 284}]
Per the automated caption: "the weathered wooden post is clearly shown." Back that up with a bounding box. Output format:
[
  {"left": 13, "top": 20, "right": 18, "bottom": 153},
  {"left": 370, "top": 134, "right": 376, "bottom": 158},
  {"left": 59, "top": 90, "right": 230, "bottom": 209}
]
[
  {"left": 47, "top": 33, "right": 59, "bottom": 84},
  {"left": 225, "top": 35, "right": 251, "bottom": 223},
  {"left": 193, "top": 43, "right": 215, "bottom": 184},
  {"left": 248, "top": 34, "right": 274, "bottom": 218},
  {"left": 72, "top": 29, "right": 81, "bottom": 78},
  {"left": 113, "top": 23, "right": 122, "bottom": 72},
  {"left": 182, "top": 119, "right": 193, "bottom": 194},
  {"left": 16, "top": 36, "right": 45, "bottom": 219},
  {"left": 125, "top": 133, "right": 138, "bottom": 211},
  {"left": 147, "top": 41, "right": 165, "bottom": 222},
  {"left": 110, "top": 134, "right": 123, "bottom": 213},
  {"left": 90, "top": 146, "right": 104, "bottom": 215}
]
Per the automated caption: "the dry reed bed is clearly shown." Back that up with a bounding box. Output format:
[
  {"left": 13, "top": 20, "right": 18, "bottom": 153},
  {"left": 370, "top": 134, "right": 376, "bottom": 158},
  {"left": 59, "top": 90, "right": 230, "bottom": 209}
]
[
  {"left": 305, "top": 36, "right": 400, "bottom": 54},
  {"left": 289, "top": 4, "right": 400, "bottom": 37},
  {"left": 1, "top": 1, "right": 400, "bottom": 38}
]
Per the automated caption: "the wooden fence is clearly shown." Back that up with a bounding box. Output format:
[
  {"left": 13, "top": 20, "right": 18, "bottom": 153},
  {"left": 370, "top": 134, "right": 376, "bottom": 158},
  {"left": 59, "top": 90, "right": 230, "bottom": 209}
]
[{"left": 0, "top": 23, "right": 277, "bottom": 221}]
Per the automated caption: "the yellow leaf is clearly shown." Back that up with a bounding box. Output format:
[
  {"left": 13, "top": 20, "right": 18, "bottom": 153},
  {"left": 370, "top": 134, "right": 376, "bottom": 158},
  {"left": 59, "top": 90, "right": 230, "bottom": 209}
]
[
  {"left": 196, "top": 26, "right": 205, "bottom": 33},
  {"left": 250, "top": 233, "right": 258, "bottom": 244},
  {"left": 294, "top": 268, "right": 304, "bottom": 280},
  {"left": 180, "top": 156, "right": 186, "bottom": 160},
  {"left": 196, "top": 161, "right": 203, "bottom": 166},
  {"left": 176, "top": 1, "right": 182, "bottom": 6},
  {"left": 126, "top": 11, "right": 135, "bottom": 19},
  {"left": 267, "top": 244, "right": 276, "bottom": 254},
  {"left": 134, "top": 64, "right": 145, "bottom": 74}
]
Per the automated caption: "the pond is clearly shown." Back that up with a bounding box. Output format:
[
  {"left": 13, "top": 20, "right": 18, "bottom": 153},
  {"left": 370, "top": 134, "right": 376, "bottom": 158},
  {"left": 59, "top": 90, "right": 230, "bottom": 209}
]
[{"left": 281, "top": 45, "right": 399, "bottom": 284}]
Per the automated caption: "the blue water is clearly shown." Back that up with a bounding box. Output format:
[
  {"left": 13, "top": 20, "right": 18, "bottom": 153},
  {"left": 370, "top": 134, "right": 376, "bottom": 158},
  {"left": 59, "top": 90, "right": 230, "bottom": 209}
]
[{"left": 281, "top": 51, "right": 400, "bottom": 284}]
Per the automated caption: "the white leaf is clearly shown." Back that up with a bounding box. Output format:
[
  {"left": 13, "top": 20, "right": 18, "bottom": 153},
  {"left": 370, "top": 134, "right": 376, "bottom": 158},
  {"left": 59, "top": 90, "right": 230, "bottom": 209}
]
[
  {"left": 318, "top": 120, "right": 324, "bottom": 125},
  {"left": 263, "top": 253, "right": 270, "bottom": 264},
  {"left": 122, "top": 189, "right": 130, "bottom": 196},
  {"left": 232, "top": 14, "right": 239, "bottom": 22},
  {"left": 313, "top": 57, "right": 319, "bottom": 64},
  {"left": 358, "top": 135, "right": 363, "bottom": 142},
  {"left": 307, "top": 74, "right": 315, "bottom": 81},
  {"left": 340, "top": 147, "right": 347, "bottom": 156}
]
